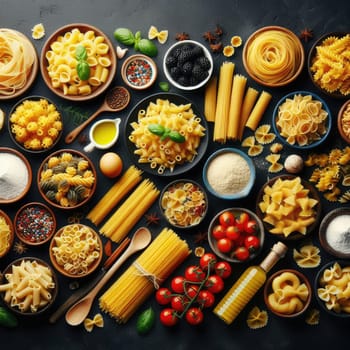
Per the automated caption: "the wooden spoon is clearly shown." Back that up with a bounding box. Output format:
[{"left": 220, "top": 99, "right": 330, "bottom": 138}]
[
  {"left": 65, "top": 227, "right": 152, "bottom": 326},
  {"left": 64, "top": 86, "right": 130, "bottom": 144}
]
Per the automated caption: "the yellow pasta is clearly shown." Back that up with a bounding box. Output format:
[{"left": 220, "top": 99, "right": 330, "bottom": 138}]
[
  {"left": 265, "top": 154, "right": 283, "bottom": 173},
  {"left": 0, "top": 29, "right": 36, "bottom": 96},
  {"left": 99, "top": 228, "right": 191, "bottom": 323},
  {"left": 238, "top": 87, "right": 259, "bottom": 140},
  {"left": 0, "top": 215, "right": 11, "bottom": 257},
  {"left": 305, "top": 308, "right": 320, "bottom": 325},
  {"left": 246, "top": 306, "right": 268, "bottom": 329},
  {"left": 245, "top": 91, "right": 272, "bottom": 131},
  {"left": 293, "top": 244, "right": 321, "bottom": 268},
  {"left": 204, "top": 76, "right": 217, "bottom": 122},
  {"left": 100, "top": 179, "right": 160, "bottom": 243},
  {"left": 213, "top": 62, "right": 235, "bottom": 143},
  {"left": 31, "top": 23, "right": 45, "bottom": 40},
  {"left": 227, "top": 74, "right": 247, "bottom": 140},
  {"left": 255, "top": 124, "right": 276, "bottom": 145},
  {"left": 84, "top": 313, "right": 104, "bottom": 332}
]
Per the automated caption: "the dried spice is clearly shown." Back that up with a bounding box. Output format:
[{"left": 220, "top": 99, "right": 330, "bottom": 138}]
[
  {"left": 203, "top": 31, "right": 216, "bottom": 43},
  {"left": 175, "top": 32, "right": 190, "bottom": 41},
  {"left": 194, "top": 231, "right": 208, "bottom": 244},
  {"left": 145, "top": 212, "right": 160, "bottom": 226},
  {"left": 13, "top": 241, "right": 27, "bottom": 254},
  {"left": 210, "top": 42, "right": 223, "bottom": 53},
  {"left": 214, "top": 25, "right": 223, "bottom": 37},
  {"left": 299, "top": 28, "right": 313, "bottom": 42}
]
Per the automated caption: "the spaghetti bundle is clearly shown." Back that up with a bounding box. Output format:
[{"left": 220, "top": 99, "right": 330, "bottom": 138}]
[
  {"left": 87, "top": 166, "right": 142, "bottom": 226},
  {"left": 99, "top": 179, "right": 160, "bottom": 243},
  {"left": 99, "top": 227, "right": 191, "bottom": 323}
]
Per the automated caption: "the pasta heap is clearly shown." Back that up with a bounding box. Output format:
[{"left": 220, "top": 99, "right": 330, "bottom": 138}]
[
  {"left": 0, "top": 29, "right": 36, "bottom": 96},
  {"left": 276, "top": 94, "right": 328, "bottom": 146},
  {"left": 10, "top": 98, "right": 63, "bottom": 150},
  {"left": 45, "top": 27, "right": 112, "bottom": 96},
  {"left": 51, "top": 224, "right": 101, "bottom": 276},
  {"left": 128, "top": 98, "right": 206, "bottom": 174},
  {"left": 0, "top": 259, "right": 55, "bottom": 313},
  {"left": 0, "top": 214, "right": 11, "bottom": 257},
  {"left": 100, "top": 179, "right": 159, "bottom": 243},
  {"left": 245, "top": 28, "right": 303, "bottom": 85},
  {"left": 99, "top": 228, "right": 191, "bottom": 323},
  {"left": 310, "top": 34, "right": 350, "bottom": 96}
]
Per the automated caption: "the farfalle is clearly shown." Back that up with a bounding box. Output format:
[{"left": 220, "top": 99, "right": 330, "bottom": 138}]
[
  {"left": 84, "top": 313, "right": 104, "bottom": 332},
  {"left": 255, "top": 124, "right": 276, "bottom": 145},
  {"left": 305, "top": 308, "right": 320, "bottom": 325},
  {"left": 293, "top": 244, "right": 321, "bottom": 268},
  {"left": 265, "top": 154, "right": 283, "bottom": 173},
  {"left": 148, "top": 25, "right": 168, "bottom": 44},
  {"left": 246, "top": 306, "right": 268, "bottom": 329}
]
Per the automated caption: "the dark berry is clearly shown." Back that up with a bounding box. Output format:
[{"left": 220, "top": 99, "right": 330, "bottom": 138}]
[
  {"left": 170, "top": 66, "right": 181, "bottom": 79},
  {"left": 192, "top": 45, "right": 204, "bottom": 58},
  {"left": 176, "top": 75, "right": 190, "bottom": 86},
  {"left": 182, "top": 61, "right": 193, "bottom": 76},
  {"left": 196, "top": 56, "right": 211, "bottom": 70},
  {"left": 165, "top": 55, "right": 177, "bottom": 68},
  {"left": 192, "top": 64, "right": 205, "bottom": 79},
  {"left": 178, "top": 50, "right": 195, "bottom": 64}
]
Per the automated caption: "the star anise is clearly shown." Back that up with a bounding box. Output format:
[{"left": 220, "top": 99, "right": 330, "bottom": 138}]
[
  {"left": 175, "top": 32, "right": 190, "bottom": 41},
  {"left": 145, "top": 212, "right": 160, "bottom": 226},
  {"left": 194, "top": 230, "right": 208, "bottom": 244},
  {"left": 214, "top": 25, "right": 223, "bottom": 37},
  {"left": 299, "top": 28, "right": 313, "bottom": 42},
  {"left": 203, "top": 31, "right": 216, "bottom": 43},
  {"left": 209, "top": 42, "right": 223, "bottom": 53}
]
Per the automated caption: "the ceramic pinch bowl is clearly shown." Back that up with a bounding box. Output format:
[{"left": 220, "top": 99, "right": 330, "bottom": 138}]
[{"left": 84, "top": 117, "right": 121, "bottom": 152}]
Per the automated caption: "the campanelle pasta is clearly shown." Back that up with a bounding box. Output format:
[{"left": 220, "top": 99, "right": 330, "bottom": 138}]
[{"left": 45, "top": 28, "right": 112, "bottom": 96}]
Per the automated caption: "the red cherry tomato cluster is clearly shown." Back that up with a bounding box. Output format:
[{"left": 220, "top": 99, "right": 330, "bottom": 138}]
[
  {"left": 155, "top": 253, "right": 232, "bottom": 326},
  {"left": 212, "top": 210, "right": 261, "bottom": 261}
]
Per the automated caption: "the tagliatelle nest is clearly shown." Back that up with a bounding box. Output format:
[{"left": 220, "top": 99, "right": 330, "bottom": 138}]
[{"left": 246, "top": 306, "right": 268, "bottom": 329}]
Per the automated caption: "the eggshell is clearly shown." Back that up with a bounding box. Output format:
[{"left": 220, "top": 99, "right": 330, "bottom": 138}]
[{"left": 99, "top": 152, "right": 123, "bottom": 178}]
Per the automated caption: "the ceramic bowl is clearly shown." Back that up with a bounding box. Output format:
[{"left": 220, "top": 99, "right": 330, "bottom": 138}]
[
  {"left": 40, "top": 23, "right": 117, "bottom": 101},
  {"left": 308, "top": 32, "right": 349, "bottom": 99},
  {"left": 0, "top": 28, "right": 38, "bottom": 100},
  {"left": 208, "top": 207, "right": 265, "bottom": 263},
  {"left": 314, "top": 261, "right": 350, "bottom": 318},
  {"left": 256, "top": 175, "right": 321, "bottom": 240},
  {"left": 319, "top": 207, "right": 350, "bottom": 259},
  {"left": 159, "top": 179, "right": 208, "bottom": 229},
  {"left": 121, "top": 54, "right": 157, "bottom": 90},
  {"left": 242, "top": 26, "right": 304, "bottom": 87},
  {"left": 272, "top": 91, "right": 332, "bottom": 150},
  {"left": 337, "top": 99, "right": 350, "bottom": 143},
  {"left": 264, "top": 269, "right": 312, "bottom": 318},
  {"left": 8, "top": 95, "right": 63, "bottom": 153},
  {"left": 202, "top": 148, "right": 255, "bottom": 200},
  {"left": 49, "top": 224, "right": 103, "bottom": 278},
  {"left": 0, "top": 257, "right": 58, "bottom": 317},
  {"left": 0, "top": 209, "right": 14, "bottom": 258},
  {"left": 14, "top": 202, "right": 56, "bottom": 246},
  {"left": 163, "top": 40, "right": 213, "bottom": 91},
  {"left": 0, "top": 147, "right": 32, "bottom": 204},
  {"left": 37, "top": 149, "right": 97, "bottom": 210}
]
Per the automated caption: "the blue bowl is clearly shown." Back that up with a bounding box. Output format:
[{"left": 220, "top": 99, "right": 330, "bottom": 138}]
[
  {"left": 202, "top": 148, "right": 255, "bottom": 200},
  {"left": 272, "top": 91, "right": 332, "bottom": 150}
]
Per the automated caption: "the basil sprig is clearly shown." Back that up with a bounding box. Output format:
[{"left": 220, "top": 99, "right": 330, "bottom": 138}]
[
  {"left": 148, "top": 124, "right": 185, "bottom": 143},
  {"left": 76, "top": 45, "right": 90, "bottom": 81}
]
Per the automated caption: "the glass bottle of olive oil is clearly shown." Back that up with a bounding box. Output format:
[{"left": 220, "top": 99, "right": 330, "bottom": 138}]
[{"left": 213, "top": 241, "right": 287, "bottom": 325}]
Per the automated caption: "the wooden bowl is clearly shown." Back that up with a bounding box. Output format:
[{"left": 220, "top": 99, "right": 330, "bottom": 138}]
[
  {"left": 0, "top": 209, "right": 14, "bottom": 258},
  {"left": 0, "top": 28, "right": 38, "bottom": 100},
  {"left": 14, "top": 202, "right": 56, "bottom": 246},
  {"left": 37, "top": 149, "right": 97, "bottom": 209},
  {"left": 49, "top": 224, "right": 103, "bottom": 278},
  {"left": 264, "top": 269, "right": 312, "bottom": 318},
  {"left": 256, "top": 175, "right": 321, "bottom": 240},
  {"left": 0, "top": 147, "right": 32, "bottom": 204},
  {"left": 242, "top": 26, "right": 304, "bottom": 87},
  {"left": 0, "top": 257, "right": 58, "bottom": 317},
  {"left": 337, "top": 99, "right": 350, "bottom": 143},
  {"left": 8, "top": 95, "right": 63, "bottom": 153},
  {"left": 40, "top": 23, "right": 117, "bottom": 101}
]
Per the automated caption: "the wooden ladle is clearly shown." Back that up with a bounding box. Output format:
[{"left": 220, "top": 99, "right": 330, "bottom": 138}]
[
  {"left": 64, "top": 86, "right": 130, "bottom": 144},
  {"left": 65, "top": 227, "right": 152, "bottom": 326}
]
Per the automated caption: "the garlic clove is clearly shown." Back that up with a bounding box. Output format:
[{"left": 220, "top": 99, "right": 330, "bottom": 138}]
[
  {"left": 116, "top": 46, "right": 128, "bottom": 59},
  {"left": 284, "top": 154, "right": 304, "bottom": 174}
]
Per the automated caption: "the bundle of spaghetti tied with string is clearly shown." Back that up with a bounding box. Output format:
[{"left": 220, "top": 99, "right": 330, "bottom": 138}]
[{"left": 99, "top": 228, "right": 191, "bottom": 323}]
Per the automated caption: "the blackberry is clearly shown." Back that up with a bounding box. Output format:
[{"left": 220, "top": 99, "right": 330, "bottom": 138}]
[
  {"left": 196, "top": 56, "right": 211, "bottom": 70},
  {"left": 191, "top": 64, "right": 205, "bottom": 79},
  {"left": 177, "top": 50, "right": 195, "bottom": 65},
  {"left": 176, "top": 75, "right": 190, "bottom": 86},
  {"left": 171, "top": 47, "right": 182, "bottom": 58},
  {"left": 189, "top": 75, "right": 200, "bottom": 86},
  {"left": 170, "top": 66, "right": 181, "bottom": 80},
  {"left": 192, "top": 45, "right": 204, "bottom": 58},
  {"left": 165, "top": 55, "right": 177, "bottom": 69},
  {"left": 182, "top": 61, "right": 193, "bottom": 76}
]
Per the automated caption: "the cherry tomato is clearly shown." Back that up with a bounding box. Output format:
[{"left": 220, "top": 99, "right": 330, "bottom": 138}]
[
  {"left": 225, "top": 225, "right": 241, "bottom": 241},
  {"left": 219, "top": 211, "right": 235, "bottom": 227},
  {"left": 155, "top": 287, "right": 172, "bottom": 305},
  {"left": 197, "top": 289, "right": 215, "bottom": 308},
  {"left": 205, "top": 275, "right": 224, "bottom": 294},
  {"left": 185, "top": 265, "right": 205, "bottom": 282},
  {"left": 236, "top": 212, "right": 249, "bottom": 231},
  {"left": 234, "top": 246, "right": 250, "bottom": 261},
  {"left": 159, "top": 308, "right": 179, "bottom": 327},
  {"left": 199, "top": 252, "right": 217, "bottom": 271},
  {"left": 244, "top": 219, "right": 258, "bottom": 234},
  {"left": 244, "top": 235, "right": 260, "bottom": 251},
  {"left": 185, "top": 307, "right": 204, "bottom": 325},
  {"left": 212, "top": 224, "right": 226, "bottom": 240},
  {"left": 185, "top": 284, "right": 199, "bottom": 299},
  {"left": 217, "top": 238, "right": 232, "bottom": 253},
  {"left": 171, "top": 295, "right": 188, "bottom": 312},
  {"left": 171, "top": 276, "right": 186, "bottom": 294},
  {"left": 214, "top": 261, "right": 232, "bottom": 279}
]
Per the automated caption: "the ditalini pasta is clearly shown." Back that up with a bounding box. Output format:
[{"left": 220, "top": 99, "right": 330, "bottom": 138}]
[
  {"left": 213, "top": 62, "right": 235, "bottom": 143},
  {"left": 245, "top": 91, "right": 272, "bottom": 131},
  {"left": 100, "top": 179, "right": 160, "bottom": 243},
  {"left": 99, "top": 228, "right": 191, "bottom": 323},
  {"left": 87, "top": 166, "right": 143, "bottom": 226},
  {"left": 204, "top": 76, "right": 217, "bottom": 122},
  {"left": 0, "top": 29, "right": 36, "bottom": 96}
]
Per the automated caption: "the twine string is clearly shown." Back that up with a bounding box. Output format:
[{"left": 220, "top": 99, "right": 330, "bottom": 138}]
[{"left": 133, "top": 261, "right": 163, "bottom": 289}]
